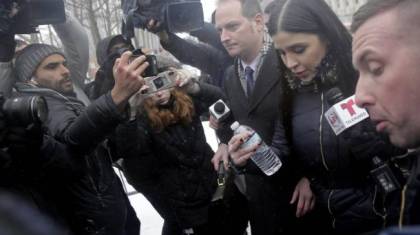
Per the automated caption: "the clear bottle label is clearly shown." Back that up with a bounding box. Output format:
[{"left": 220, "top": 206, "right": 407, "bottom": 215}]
[{"left": 235, "top": 125, "right": 282, "bottom": 176}]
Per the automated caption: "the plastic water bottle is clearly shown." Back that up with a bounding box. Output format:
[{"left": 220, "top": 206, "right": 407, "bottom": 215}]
[{"left": 230, "top": 122, "right": 282, "bottom": 176}]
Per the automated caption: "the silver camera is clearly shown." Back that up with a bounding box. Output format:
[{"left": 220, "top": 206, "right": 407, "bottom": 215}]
[
  {"left": 209, "top": 99, "right": 231, "bottom": 122},
  {"left": 144, "top": 71, "right": 177, "bottom": 94}
]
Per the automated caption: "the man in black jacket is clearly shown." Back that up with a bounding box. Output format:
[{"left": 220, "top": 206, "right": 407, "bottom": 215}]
[
  {"left": 352, "top": 0, "right": 420, "bottom": 226},
  {"left": 7, "top": 41, "right": 146, "bottom": 234},
  {"left": 210, "top": 0, "right": 312, "bottom": 234}
]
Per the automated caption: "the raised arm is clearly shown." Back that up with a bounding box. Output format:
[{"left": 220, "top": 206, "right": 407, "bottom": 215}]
[{"left": 53, "top": 12, "right": 89, "bottom": 91}]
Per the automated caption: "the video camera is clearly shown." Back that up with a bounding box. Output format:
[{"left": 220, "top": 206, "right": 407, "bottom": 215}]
[
  {"left": 0, "top": 0, "right": 65, "bottom": 34},
  {"left": 122, "top": 0, "right": 204, "bottom": 38},
  {"left": 0, "top": 94, "right": 48, "bottom": 129}
]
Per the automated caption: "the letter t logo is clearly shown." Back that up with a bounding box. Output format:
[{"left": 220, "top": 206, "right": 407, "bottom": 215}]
[{"left": 341, "top": 99, "right": 356, "bottom": 116}]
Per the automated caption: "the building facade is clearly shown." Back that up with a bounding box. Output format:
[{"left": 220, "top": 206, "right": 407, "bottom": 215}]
[{"left": 325, "top": 0, "right": 368, "bottom": 27}]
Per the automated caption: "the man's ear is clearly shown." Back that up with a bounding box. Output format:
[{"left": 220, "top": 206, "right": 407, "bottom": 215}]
[
  {"left": 29, "top": 76, "right": 39, "bottom": 85},
  {"left": 253, "top": 13, "right": 265, "bottom": 32}
]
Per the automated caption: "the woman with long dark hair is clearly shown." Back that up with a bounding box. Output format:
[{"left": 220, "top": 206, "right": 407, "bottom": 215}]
[
  {"left": 115, "top": 69, "right": 227, "bottom": 235},
  {"left": 272, "top": 0, "right": 404, "bottom": 234}
]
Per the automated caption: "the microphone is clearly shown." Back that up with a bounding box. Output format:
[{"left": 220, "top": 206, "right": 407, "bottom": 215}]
[
  {"left": 325, "top": 88, "right": 404, "bottom": 195},
  {"left": 324, "top": 87, "right": 370, "bottom": 135},
  {"left": 209, "top": 99, "right": 231, "bottom": 122}
]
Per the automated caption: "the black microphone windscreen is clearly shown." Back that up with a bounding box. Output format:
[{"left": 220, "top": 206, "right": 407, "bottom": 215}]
[
  {"left": 214, "top": 102, "right": 225, "bottom": 114},
  {"left": 325, "top": 87, "right": 345, "bottom": 106}
]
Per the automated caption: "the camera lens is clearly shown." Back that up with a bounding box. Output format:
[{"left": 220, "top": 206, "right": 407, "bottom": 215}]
[
  {"left": 32, "top": 96, "right": 48, "bottom": 124},
  {"left": 3, "top": 96, "right": 48, "bottom": 126},
  {"left": 153, "top": 77, "right": 165, "bottom": 89}
]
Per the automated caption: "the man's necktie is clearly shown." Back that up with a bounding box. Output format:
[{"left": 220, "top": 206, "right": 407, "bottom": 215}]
[{"left": 245, "top": 66, "right": 254, "bottom": 97}]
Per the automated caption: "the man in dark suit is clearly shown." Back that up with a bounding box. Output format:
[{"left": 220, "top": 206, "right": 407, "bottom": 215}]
[{"left": 210, "top": 0, "right": 313, "bottom": 234}]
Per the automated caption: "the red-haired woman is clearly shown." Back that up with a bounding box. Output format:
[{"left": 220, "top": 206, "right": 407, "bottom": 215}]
[{"left": 116, "top": 69, "right": 226, "bottom": 235}]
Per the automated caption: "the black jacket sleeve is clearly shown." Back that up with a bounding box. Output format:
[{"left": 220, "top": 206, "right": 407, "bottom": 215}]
[
  {"left": 190, "top": 82, "right": 225, "bottom": 116},
  {"left": 215, "top": 75, "right": 235, "bottom": 144},
  {"left": 190, "top": 22, "right": 226, "bottom": 53},
  {"left": 48, "top": 92, "right": 126, "bottom": 153},
  {"left": 37, "top": 135, "right": 80, "bottom": 178},
  {"left": 270, "top": 119, "right": 290, "bottom": 166},
  {"left": 161, "top": 33, "right": 233, "bottom": 87}
]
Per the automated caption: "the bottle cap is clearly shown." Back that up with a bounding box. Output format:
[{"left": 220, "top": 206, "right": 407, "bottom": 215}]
[{"left": 230, "top": 121, "right": 239, "bottom": 131}]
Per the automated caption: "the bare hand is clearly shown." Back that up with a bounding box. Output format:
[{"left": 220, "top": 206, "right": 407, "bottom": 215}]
[
  {"left": 228, "top": 132, "right": 258, "bottom": 167},
  {"left": 111, "top": 51, "right": 148, "bottom": 111},
  {"left": 174, "top": 69, "right": 193, "bottom": 87},
  {"left": 147, "top": 19, "right": 167, "bottom": 38},
  {"left": 290, "top": 177, "right": 315, "bottom": 218},
  {"left": 209, "top": 116, "right": 220, "bottom": 130},
  {"left": 211, "top": 143, "right": 230, "bottom": 171},
  {"left": 175, "top": 69, "right": 200, "bottom": 94}
]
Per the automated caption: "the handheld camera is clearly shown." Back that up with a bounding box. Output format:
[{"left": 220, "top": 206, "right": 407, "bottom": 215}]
[
  {"left": 129, "top": 49, "right": 159, "bottom": 77},
  {"left": 143, "top": 70, "right": 177, "bottom": 94},
  {"left": 0, "top": 94, "right": 48, "bottom": 127}
]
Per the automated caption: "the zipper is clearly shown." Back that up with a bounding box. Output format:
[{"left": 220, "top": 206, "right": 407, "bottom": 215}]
[
  {"left": 85, "top": 154, "right": 105, "bottom": 207},
  {"left": 321, "top": 91, "right": 337, "bottom": 229},
  {"left": 319, "top": 92, "right": 330, "bottom": 171},
  {"left": 372, "top": 185, "right": 387, "bottom": 227},
  {"left": 398, "top": 184, "right": 408, "bottom": 228},
  {"left": 327, "top": 189, "right": 336, "bottom": 229}
]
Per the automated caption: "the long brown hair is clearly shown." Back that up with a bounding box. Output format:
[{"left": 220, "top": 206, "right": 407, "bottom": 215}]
[{"left": 142, "top": 89, "right": 195, "bottom": 132}]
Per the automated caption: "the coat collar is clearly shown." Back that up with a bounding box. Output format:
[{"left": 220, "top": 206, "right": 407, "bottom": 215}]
[{"left": 232, "top": 47, "right": 282, "bottom": 113}]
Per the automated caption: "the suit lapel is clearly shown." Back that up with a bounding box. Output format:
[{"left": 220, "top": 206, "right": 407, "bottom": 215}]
[{"left": 248, "top": 48, "right": 281, "bottom": 112}]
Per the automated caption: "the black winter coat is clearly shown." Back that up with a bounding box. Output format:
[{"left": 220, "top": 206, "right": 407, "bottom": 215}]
[
  {"left": 288, "top": 83, "right": 401, "bottom": 234},
  {"left": 216, "top": 46, "right": 297, "bottom": 235},
  {"left": 399, "top": 152, "right": 420, "bottom": 225},
  {"left": 116, "top": 83, "right": 222, "bottom": 229},
  {"left": 15, "top": 82, "right": 139, "bottom": 235},
  {"left": 0, "top": 133, "right": 76, "bottom": 228}
]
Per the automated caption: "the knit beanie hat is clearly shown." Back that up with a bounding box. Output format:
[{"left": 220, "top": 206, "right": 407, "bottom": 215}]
[{"left": 14, "top": 44, "right": 65, "bottom": 82}]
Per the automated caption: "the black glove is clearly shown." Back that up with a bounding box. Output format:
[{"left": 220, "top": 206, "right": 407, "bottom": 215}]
[
  {"left": 6, "top": 123, "right": 43, "bottom": 156},
  {"left": 0, "top": 2, "right": 17, "bottom": 62}
]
